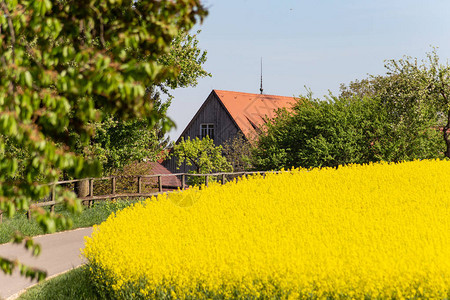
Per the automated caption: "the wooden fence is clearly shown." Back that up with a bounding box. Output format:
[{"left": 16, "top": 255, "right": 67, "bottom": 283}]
[{"left": 1, "top": 171, "right": 277, "bottom": 223}]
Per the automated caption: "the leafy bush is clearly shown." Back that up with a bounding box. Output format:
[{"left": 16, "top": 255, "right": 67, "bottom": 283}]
[
  {"left": 254, "top": 96, "right": 443, "bottom": 170},
  {"left": 172, "top": 136, "right": 233, "bottom": 185}
]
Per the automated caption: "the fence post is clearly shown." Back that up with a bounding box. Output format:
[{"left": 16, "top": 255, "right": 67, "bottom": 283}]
[
  {"left": 50, "top": 184, "right": 56, "bottom": 213},
  {"left": 138, "top": 176, "right": 142, "bottom": 194},
  {"left": 88, "top": 178, "right": 94, "bottom": 207},
  {"left": 221, "top": 174, "right": 225, "bottom": 185},
  {"left": 111, "top": 177, "right": 116, "bottom": 200},
  {"left": 181, "top": 174, "right": 186, "bottom": 190},
  {"left": 205, "top": 175, "right": 209, "bottom": 187},
  {"left": 89, "top": 179, "right": 93, "bottom": 196},
  {"left": 75, "top": 179, "right": 90, "bottom": 202},
  {"left": 158, "top": 175, "right": 162, "bottom": 192}
]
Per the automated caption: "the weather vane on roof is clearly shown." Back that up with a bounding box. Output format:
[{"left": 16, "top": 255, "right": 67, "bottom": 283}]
[{"left": 260, "top": 57, "right": 263, "bottom": 94}]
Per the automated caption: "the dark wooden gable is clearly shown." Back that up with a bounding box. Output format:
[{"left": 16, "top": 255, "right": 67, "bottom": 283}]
[
  {"left": 176, "top": 90, "right": 241, "bottom": 145},
  {"left": 164, "top": 91, "right": 241, "bottom": 173}
]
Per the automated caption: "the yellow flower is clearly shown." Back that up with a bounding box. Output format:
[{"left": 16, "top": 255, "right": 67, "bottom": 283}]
[{"left": 83, "top": 160, "right": 450, "bottom": 298}]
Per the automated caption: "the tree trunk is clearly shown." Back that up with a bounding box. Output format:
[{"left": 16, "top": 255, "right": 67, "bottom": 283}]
[
  {"left": 444, "top": 130, "right": 450, "bottom": 159},
  {"left": 74, "top": 179, "right": 89, "bottom": 198},
  {"left": 442, "top": 92, "right": 450, "bottom": 158}
]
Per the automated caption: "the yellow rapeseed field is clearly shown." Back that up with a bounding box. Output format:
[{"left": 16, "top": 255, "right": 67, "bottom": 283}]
[{"left": 83, "top": 160, "right": 450, "bottom": 299}]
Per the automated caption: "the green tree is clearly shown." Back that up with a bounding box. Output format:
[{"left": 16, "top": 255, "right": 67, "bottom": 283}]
[
  {"left": 381, "top": 50, "right": 450, "bottom": 158},
  {"left": 254, "top": 50, "right": 447, "bottom": 170},
  {"left": 81, "top": 31, "right": 210, "bottom": 176},
  {"left": 340, "top": 49, "right": 446, "bottom": 160},
  {"left": 254, "top": 96, "right": 396, "bottom": 170},
  {"left": 173, "top": 136, "right": 232, "bottom": 184},
  {"left": 79, "top": 88, "right": 170, "bottom": 176},
  {"left": 222, "top": 133, "right": 255, "bottom": 172},
  {"left": 0, "top": 0, "right": 207, "bottom": 280},
  {"left": 159, "top": 30, "right": 210, "bottom": 92}
]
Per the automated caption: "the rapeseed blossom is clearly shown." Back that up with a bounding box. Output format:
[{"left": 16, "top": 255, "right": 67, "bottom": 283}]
[{"left": 83, "top": 160, "right": 450, "bottom": 299}]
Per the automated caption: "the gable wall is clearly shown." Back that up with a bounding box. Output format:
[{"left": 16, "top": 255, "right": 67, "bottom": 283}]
[
  {"left": 164, "top": 92, "right": 241, "bottom": 173},
  {"left": 182, "top": 92, "right": 240, "bottom": 145}
]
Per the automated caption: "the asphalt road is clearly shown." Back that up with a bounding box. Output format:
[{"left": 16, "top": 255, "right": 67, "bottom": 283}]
[{"left": 0, "top": 227, "right": 93, "bottom": 300}]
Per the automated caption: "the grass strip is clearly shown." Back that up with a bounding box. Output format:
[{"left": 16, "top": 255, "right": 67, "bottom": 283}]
[
  {"left": 0, "top": 199, "right": 140, "bottom": 244},
  {"left": 17, "top": 266, "right": 98, "bottom": 300}
]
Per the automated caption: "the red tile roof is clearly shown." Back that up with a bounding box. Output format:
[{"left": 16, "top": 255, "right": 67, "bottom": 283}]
[
  {"left": 147, "top": 162, "right": 181, "bottom": 188},
  {"left": 214, "top": 90, "right": 297, "bottom": 140}
]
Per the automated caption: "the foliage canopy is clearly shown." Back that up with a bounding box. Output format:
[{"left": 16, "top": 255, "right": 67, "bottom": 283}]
[
  {"left": 0, "top": 0, "right": 207, "bottom": 280},
  {"left": 173, "top": 136, "right": 232, "bottom": 184},
  {"left": 81, "top": 29, "right": 211, "bottom": 175},
  {"left": 254, "top": 50, "right": 447, "bottom": 170}
]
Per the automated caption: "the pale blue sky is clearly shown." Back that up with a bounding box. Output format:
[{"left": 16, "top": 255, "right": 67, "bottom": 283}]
[{"left": 167, "top": 0, "right": 450, "bottom": 140}]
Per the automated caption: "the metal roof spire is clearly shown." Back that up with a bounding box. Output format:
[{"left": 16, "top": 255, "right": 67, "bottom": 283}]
[{"left": 260, "top": 57, "right": 263, "bottom": 94}]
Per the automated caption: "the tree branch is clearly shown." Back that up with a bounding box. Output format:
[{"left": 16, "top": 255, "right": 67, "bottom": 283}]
[
  {"left": 22, "top": 37, "right": 43, "bottom": 69},
  {"left": 90, "top": 5, "right": 106, "bottom": 48},
  {"left": 79, "top": 19, "right": 85, "bottom": 47},
  {"left": 440, "top": 89, "right": 450, "bottom": 158},
  {"left": 1, "top": 0, "right": 15, "bottom": 62}
]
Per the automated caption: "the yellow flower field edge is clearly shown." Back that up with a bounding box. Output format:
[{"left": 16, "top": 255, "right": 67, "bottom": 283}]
[{"left": 83, "top": 160, "right": 450, "bottom": 299}]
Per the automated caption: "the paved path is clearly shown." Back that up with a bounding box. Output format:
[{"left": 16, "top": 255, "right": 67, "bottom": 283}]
[{"left": 0, "top": 227, "right": 93, "bottom": 300}]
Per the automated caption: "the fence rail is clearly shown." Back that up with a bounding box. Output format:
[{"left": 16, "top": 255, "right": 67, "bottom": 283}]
[{"left": 0, "top": 171, "right": 279, "bottom": 223}]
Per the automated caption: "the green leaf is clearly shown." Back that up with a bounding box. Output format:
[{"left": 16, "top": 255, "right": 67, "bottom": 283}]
[
  {"left": 0, "top": 0, "right": 208, "bottom": 280},
  {"left": 24, "top": 71, "right": 33, "bottom": 88}
]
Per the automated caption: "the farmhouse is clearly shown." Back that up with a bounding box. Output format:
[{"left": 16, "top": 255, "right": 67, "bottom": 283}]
[{"left": 164, "top": 89, "right": 297, "bottom": 173}]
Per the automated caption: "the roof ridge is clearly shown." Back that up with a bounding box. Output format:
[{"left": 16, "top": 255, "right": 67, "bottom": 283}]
[
  {"left": 213, "top": 89, "right": 295, "bottom": 99},
  {"left": 212, "top": 89, "right": 296, "bottom": 141}
]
